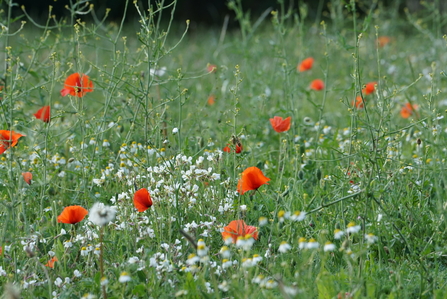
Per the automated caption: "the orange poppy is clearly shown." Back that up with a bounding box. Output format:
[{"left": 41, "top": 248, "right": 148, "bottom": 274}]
[
  {"left": 60, "top": 73, "right": 94, "bottom": 97},
  {"left": 134, "top": 188, "right": 153, "bottom": 212},
  {"left": 223, "top": 143, "right": 243, "bottom": 154},
  {"left": 377, "top": 36, "right": 391, "bottom": 48},
  {"left": 221, "top": 220, "right": 258, "bottom": 243},
  {"left": 45, "top": 256, "right": 58, "bottom": 268},
  {"left": 207, "top": 95, "right": 215, "bottom": 105},
  {"left": 362, "top": 82, "right": 376, "bottom": 95},
  {"left": 310, "top": 79, "right": 324, "bottom": 91},
  {"left": 400, "top": 103, "right": 418, "bottom": 119},
  {"left": 207, "top": 64, "right": 217, "bottom": 73},
  {"left": 298, "top": 57, "right": 314, "bottom": 72},
  {"left": 34, "top": 106, "right": 51, "bottom": 123},
  {"left": 237, "top": 166, "right": 270, "bottom": 195},
  {"left": 270, "top": 116, "right": 291, "bottom": 133},
  {"left": 57, "top": 205, "right": 88, "bottom": 224},
  {"left": 22, "top": 172, "right": 32, "bottom": 185},
  {"left": 352, "top": 96, "right": 365, "bottom": 109},
  {"left": 0, "top": 130, "right": 25, "bottom": 155}
]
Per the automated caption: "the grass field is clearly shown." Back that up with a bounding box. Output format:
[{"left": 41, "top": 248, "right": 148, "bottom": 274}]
[{"left": 1, "top": 0, "right": 447, "bottom": 298}]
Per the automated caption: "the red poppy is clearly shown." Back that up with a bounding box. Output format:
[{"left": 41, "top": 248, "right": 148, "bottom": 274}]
[
  {"left": 45, "top": 256, "right": 58, "bottom": 268},
  {"left": 237, "top": 166, "right": 270, "bottom": 195},
  {"left": 270, "top": 116, "right": 291, "bottom": 133},
  {"left": 298, "top": 57, "right": 314, "bottom": 72},
  {"left": 207, "top": 64, "right": 217, "bottom": 73},
  {"left": 207, "top": 95, "right": 215, "bottom": 105},
  {"left": 34, "top": 106, "right": 51, "bottom": 123},
  {"left": 22, "top": 172, "right": 32, "bottom": 185},
  {"left": 310, "top": 79, "right": 324, "bottom": 91},
  {"left": 221, "top": 220, "right": 258, "bottom": 243},
  {"left": 362, "top": 82, "right": 376, "bottom": 95},
  {"left": 377, "top": 36, "right": 391, "bottom": 48},
  {"left": 400, "top": 103, "right": 418, "bottom": 119},
  {"left": 60, "top": 73, "right": 94, "bottom": 97},
  {"left": 134, "top": 188, "right": 153, "bottom": 212},
  {"left": 223, "top": 143, "right": 243, "bottom": 154},
  {"left": 0, "top": 130, "right": 25, "bottom": 155},
  {"left": 352, "top": 96, "right": 365, "bottom": 109},
  {"left": 57, "top": 205, "right": 88, "bottom": 224}
]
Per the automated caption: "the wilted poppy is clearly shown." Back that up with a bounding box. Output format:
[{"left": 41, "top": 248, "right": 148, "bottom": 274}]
[
  {"left": 270, "top": 116, "right": 291, "bottom": 133},
  {"left": 362, "top": 82, "right": 376, "bottom": 95},
  {"left": 22, "top": 172, "right": 32, "bottom": 185},
  {"left": 237, "top": 166, "right": 270, "bottom": 195},
  {"left": 221, "top": 220, "right": 258, "bottom": 243},
  {"left": 352, "top": 96, "right": 365, "bottom": 109},
  {"left": 34, "top": 106, "right": 51, "bottom": 123},
  {"left": 207, "top": 64, "right": 217, "bottom": 73},
  {"left": 45, "top": 256, "right": 58, "bottom": 268},
  {"left": 57, "top": 205, "right": 88, "bottom": 224},
  {"left": 0, "top": 130, "right": 25, "bottom": 155},
  {"left": 310, "top": 79, "right": 324, "bottom": 91},
  {"left": 60, "top": 73, "right": 94, "bottom": 97},
  {"left": 400, "top": 103, "right": 418, "bottom": 119},
  {"left": 223, "top": 143, "right": 243, "bottom": 154},
  {"left": 134, "top": 188, "right": 153, "bottom": 212},
  {"left": 298, "top": 57, "right": 314, "bottom": 72}
]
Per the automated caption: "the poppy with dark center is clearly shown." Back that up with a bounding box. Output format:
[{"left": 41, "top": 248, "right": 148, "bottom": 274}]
[
  {"left": 60, "top": 73, "right": 94, "bottom": 97},
  {"left": 34, "top": 106, "right": 51, "bottom": 123},
  {"left": 298, "top": 57, "right": 314, "bottom": 72},
  {"left": 237, "top": 166, "right": 270, "bottom": 195},
  {"left": 362, "top": 82, "right": 377, "bottom": 95},
  {"left": 45, "top": 256, "right": 58, "bottom": 268},
  {"left": 221, "top": 220, "right": 258, "bottom": 243},
  {"left": 57, "top": 205, "right": 89, "bottom": 224},
  {"left": 270, "top": 116, "right": 291, "bottom": 133},
  {"left": 400, "top": 103, "right": 418, "bottom": 119},
  {"left": 310, "top": 79, "right": 324, "bottom": 91},
  {"left": 134, "top": 188, "right": 153, "bottom": 212},
  {"left": 0, "top": 130, "right": 25, "bottom": 155},
  {"left": 22, "top": 172, "right": 32, "bottom": 185}
]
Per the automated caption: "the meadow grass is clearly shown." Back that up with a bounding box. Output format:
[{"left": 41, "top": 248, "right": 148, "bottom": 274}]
[{"left": 1, "top": 0, "right": 447, "bottom": 298}]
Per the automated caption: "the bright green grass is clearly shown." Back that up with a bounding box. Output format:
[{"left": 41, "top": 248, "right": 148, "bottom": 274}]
[{"left": 1, "top": 0, "right": 447, "bottom": 298}]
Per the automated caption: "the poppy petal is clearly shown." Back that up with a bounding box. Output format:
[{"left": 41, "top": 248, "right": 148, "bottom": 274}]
[{"left": 134, "top": 188, "right": 152, "bottom": 212}]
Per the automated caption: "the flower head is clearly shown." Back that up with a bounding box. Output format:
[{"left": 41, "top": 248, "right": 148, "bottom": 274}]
[
  {"left": 377, "top": 36, "right": 391, "bottom": 47},
  {"left": 22, "top": 172, "right": 32, "bottom": 185},
  {"left": 223, "top": 143, "right": 243, "bottom": 154},
  {"left": 0, "top": 130, "right": 25, "bottom": 155},
  {"left": 89, "top": 202, "right": 116, "bottom": 226},
  {"left": 34, "top": 106, "right": 51, "bottom": 123},
  {"left": 60, "top": 73, "right": 94, "bottom": 97},
  {"left": 237, "top": 166, "right": 270, "bottom": 195},
  {"left": 133, "top": 188, "right": 153, "bottom": 212},
  {"left": 400, "top": 103, "right": 418, "bottom": 119},
  {"left": 270, "top": 116, "right": 291, "bottom": 133},
  {"left": 207, "top": 64, "right": 217, "bottom": 73},
  {"left": 362, "top": 82, "right": 376, "bottom": 95},
  {"left": 57, "top": 205, "right": 88, "bottom": 224},
  {"left": 352, "top": 96, "right": 365, "bottom": 109},
  {"left": 298, "top": 57, "right": 314, "bottom": 72},
  {"left": 221, "top": 220, "right": 258, "bottom": 244},
  {"left": 310, "top": 79, "right": 324, "bottom": 91},
  {"left": 45, "top": 256, "right": 58, "bottom": 268}
]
